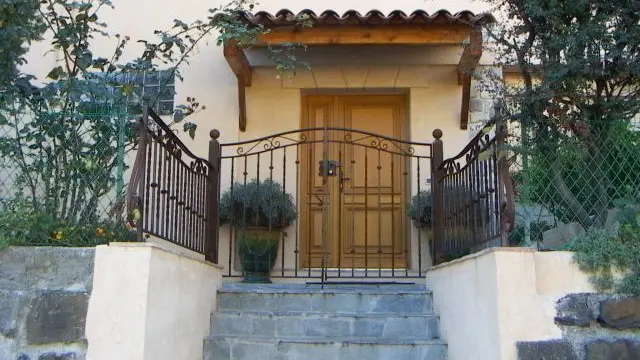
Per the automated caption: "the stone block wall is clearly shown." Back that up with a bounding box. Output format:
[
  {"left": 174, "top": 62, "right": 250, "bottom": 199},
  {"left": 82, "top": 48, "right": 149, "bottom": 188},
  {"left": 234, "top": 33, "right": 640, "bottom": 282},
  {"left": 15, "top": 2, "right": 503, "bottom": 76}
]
[
  {"left": 0, "top": 247, "right": 95, "bottom": 360},
  {"left": 467, "top": 73, "right": 498, "bottom": 138},
  {"left": 517, "top": 293, "right": 640, "bottom": 360}
]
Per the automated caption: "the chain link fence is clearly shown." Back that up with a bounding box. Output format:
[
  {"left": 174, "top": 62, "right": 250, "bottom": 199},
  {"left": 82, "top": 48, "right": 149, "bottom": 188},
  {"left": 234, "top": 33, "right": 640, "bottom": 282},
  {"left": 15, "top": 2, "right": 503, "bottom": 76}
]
[
  {"left": 507, "top": 118, "right": 640, "bottom": 246},
  {"left": 0, "top": 105, "right": 138, "bottom": 248}
]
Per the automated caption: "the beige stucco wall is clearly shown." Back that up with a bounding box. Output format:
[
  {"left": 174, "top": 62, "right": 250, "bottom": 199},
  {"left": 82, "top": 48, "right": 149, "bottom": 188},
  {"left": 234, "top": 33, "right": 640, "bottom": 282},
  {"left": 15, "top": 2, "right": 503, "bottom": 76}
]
[
  {"left": 21, "top": 0, "right": 500, "bottom": 274},
  {"left": 22, "top": 0, "right": 495, "bottom": 149},
  {"left": 426, "top": 248, "right": 595, "bottom": 360},
  {"left": 85, "top": 242, "right": 223, "bottom": 360},
  {"left": 217, "top": 63, "right": 504, "bottom": 275}
]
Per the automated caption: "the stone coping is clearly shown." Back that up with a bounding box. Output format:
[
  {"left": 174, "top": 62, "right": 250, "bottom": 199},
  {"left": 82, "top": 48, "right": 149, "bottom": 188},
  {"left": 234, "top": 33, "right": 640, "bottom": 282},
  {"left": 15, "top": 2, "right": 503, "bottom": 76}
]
[
  {"left": 105, "top": 242, "right": 224, "bottom": 270},
  {"left": 427, "top": 247, "right": 544, "bottom": 272}
]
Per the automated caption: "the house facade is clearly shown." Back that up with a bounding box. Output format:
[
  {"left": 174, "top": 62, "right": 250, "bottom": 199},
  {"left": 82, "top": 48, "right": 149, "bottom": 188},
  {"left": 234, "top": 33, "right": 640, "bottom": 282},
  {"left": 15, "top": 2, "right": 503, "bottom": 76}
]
[
  {"left": 21, "top": 0, "right": 511, "bottom": 280},
  {"left": 11, "top": 2, "right": 637, "bottom": 360}
]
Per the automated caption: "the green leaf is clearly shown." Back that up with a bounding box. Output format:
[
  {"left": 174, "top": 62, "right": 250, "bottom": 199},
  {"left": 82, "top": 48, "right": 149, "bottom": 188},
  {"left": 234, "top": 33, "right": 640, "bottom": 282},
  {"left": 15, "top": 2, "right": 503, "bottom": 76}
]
[
  {"left": 482, "top": 124, "right": 496, "bottom": 134},
  {"left": 477, "top": 149, "right": 493, "bottom": 162},
  {"left": 183, "top": 122, "right": 197, "bottom": 140},
  {"left": 122, "top": 84, "right": 136, "bottom": 96},
  {"left": 0, "top": 114, "right": 8, "bottom": 126},
  {"left": 173, "top": 110, "right": 185, "bottom": 123},
  {"left": 46, "top": 66, "right": 65, "bottom": 80},
  {"left": 78, "top": 52, "right": 93, "bottom": 70}
]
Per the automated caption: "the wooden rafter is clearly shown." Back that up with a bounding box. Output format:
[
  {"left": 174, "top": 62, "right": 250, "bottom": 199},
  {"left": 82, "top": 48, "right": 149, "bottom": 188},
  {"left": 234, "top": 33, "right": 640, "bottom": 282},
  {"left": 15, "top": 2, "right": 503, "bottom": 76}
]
[
  {"left": 460, "top": 74, "right": 472, "bottom": 130},
  {"left": 458, "top": 27, "right": 483, "bottom": 130},
  {"left": 257, "top": 25, "right": 472, "bottom": 46},
  {"left": 223, "top": 23, "right": 480, "bottom": 131},
  {"left": 223, "top": 42, "right": 253, "bottom": 132}
]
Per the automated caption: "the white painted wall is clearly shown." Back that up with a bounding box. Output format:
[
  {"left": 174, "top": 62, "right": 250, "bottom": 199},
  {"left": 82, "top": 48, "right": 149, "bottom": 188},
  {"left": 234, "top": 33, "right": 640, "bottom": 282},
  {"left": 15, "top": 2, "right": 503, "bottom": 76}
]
[
  {"left": 426, "top": 248, "right": 595, "bottom": 360},
  {"left": 85, "top": 242, "right": 223, "bottom": 360}
]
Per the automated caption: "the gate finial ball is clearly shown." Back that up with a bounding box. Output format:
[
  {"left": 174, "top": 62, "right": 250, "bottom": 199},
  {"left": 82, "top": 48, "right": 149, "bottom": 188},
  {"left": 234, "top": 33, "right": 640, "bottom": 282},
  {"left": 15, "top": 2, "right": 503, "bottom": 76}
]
[
  {"left": 432, "top": 129, "right": 443, "bottom": 140},
  {"left": 210, "top": 129, "right": 220, "bottom": 140}
]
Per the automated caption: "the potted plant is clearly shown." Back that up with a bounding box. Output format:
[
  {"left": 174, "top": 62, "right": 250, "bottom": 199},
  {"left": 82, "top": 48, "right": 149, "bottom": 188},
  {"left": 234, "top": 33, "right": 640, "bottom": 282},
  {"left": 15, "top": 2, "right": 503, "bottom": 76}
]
[
  {"left": 409, "top": 187, "right": 490, "bottom": 230},
  {"left": 409, "top": 190, "right": 433, "bottom": 229},
  {"left": 219, "top": 179, "right": 297, "bottom": 283}
]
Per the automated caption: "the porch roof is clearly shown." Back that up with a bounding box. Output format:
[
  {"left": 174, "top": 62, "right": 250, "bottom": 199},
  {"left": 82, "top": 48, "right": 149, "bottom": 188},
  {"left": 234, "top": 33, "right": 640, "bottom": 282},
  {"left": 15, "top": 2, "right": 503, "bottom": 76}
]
[
  {"left": 224, "top": 9, "right": 495, "bottom": 131},
  {"left": 238, "top": 9, "right": 494, "bottom": 28}
]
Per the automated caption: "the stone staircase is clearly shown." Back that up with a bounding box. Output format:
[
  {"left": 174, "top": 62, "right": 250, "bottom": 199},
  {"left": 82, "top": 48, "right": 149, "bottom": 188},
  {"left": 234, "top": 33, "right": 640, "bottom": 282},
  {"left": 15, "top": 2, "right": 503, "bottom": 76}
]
[{"left": 203, "top": 283, "right": 447, "bottom": 360}]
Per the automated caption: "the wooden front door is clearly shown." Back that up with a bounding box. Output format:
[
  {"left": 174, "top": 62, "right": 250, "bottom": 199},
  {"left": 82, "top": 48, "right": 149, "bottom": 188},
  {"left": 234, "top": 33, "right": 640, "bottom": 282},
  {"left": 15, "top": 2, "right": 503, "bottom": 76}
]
[{"left": 300, "top": 94, "right": 408, "bottom": 269}]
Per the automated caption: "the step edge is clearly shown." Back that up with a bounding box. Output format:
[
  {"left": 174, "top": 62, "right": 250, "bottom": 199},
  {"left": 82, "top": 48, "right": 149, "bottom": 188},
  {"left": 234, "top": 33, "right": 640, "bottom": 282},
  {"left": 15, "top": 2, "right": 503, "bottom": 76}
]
[
  {"left": 211, "top": 310, "right": 439, "bottom": 318},
  {"left": 205, "top": 335, "right": 447, "bottom": 346},
  {"left": 218, "top": 289, "right": 432, "bottom": 295}
]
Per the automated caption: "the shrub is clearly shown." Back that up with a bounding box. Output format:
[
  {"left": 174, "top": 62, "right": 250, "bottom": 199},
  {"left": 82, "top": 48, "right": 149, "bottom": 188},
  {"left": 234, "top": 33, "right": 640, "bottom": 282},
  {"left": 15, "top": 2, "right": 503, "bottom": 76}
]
[
  {"left": 409, "top": 190, "right": 433, "bottom": 229},
  {"left": 566, "top": 201, "right": 640, "bottom": 295},
  {"left": 408, "top": 187, "right": 490, "bottom": 230},
  {"left": 219, "top": 179, "right": 297, "bottom": 229},
  {"left": 0, "top": 198, "right": 136, "bottom": 249}
]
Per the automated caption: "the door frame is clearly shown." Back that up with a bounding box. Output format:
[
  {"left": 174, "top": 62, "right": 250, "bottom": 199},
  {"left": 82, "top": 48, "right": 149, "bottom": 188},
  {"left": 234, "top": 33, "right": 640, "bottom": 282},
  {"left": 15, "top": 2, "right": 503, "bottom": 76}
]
[{"left": 298, "top": 91, "right": 412, "bottom": 270}]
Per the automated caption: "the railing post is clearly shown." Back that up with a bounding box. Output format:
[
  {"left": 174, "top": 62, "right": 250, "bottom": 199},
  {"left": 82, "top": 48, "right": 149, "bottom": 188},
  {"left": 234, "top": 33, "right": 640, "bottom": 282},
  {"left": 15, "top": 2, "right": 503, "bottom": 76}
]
[
  {"left": 136, "top": 105, "right": 150, "bottom": 242},
  {"left": 431, "top": 129, "right": 444, "bottom": 265},
  {"left": 206, "top": 129, "right": 222, "bottom": 263}
]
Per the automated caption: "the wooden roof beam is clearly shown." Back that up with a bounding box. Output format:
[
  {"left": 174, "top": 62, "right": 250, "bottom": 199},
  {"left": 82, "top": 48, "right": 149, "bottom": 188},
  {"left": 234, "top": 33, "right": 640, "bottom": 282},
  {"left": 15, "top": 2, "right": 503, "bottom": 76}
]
[
  {"left": 257, "top": 25, "right": 472, "bottom": 46},
  {"left": 458, "top": 27, "right": 483, "bottom": 130},
  {"left": 223, "top": 42, "right": 252, "bottom": 132}
]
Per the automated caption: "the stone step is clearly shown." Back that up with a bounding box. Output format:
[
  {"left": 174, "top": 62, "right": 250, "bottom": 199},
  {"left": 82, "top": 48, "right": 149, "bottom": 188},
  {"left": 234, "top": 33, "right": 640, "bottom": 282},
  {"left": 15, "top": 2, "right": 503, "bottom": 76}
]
[
  {"left": 216, "top": 289, "right": 432, "bottom": 314},
  {"left": 204, "top": 336, "right": 448, "bottom": 360},
  {"left": 210, "top": 310, "right": 440, "bottom": 340}
]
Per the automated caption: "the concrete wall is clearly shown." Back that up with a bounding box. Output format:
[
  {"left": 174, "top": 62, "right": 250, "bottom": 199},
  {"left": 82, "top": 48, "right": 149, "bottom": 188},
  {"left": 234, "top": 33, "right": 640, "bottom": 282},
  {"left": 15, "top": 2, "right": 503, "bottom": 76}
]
[
  {"left": 0, "top": 247, "right": 96, "bottom": 360},
  {"left": 425, "top": 248, "right": 595, "bottom": 360},
  {"left": 86, "top": 242, "right": 223, "bottom": 360}
]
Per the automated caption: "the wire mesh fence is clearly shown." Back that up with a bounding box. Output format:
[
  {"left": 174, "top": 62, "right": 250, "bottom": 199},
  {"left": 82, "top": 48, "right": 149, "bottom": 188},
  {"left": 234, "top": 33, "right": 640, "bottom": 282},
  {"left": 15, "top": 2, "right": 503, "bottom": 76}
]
[
  {"left": 507, "top": 118, "right": 640, "bottom": 246},
  {"left": 0, "top": 105, "right": 138, "bottom": 248}
]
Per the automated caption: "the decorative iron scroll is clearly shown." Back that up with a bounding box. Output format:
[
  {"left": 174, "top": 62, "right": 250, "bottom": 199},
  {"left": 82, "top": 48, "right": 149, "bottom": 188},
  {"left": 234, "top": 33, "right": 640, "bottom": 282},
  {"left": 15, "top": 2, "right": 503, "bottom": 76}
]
[
  {"left": 146, "top": 110, "right": 212, "bottom": 174},
  {"left": 220, "top": 127, "right": 429, "bottom": 158},
  {"left": 439, "top": 119, "right": 497, "bottom": 176}
]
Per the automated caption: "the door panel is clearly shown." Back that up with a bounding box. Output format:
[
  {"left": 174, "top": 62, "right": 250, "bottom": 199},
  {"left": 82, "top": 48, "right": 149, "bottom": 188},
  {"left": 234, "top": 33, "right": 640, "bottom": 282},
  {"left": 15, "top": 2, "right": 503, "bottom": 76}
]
[
  {"left": 300, "top": 96, "right": 334, "bottom": 268},
  {"left": 300, "top": 94, "right": 407, "bottom": 269},
  {"left": 339, "top": 96, "right": 407, "bottom": 268}
]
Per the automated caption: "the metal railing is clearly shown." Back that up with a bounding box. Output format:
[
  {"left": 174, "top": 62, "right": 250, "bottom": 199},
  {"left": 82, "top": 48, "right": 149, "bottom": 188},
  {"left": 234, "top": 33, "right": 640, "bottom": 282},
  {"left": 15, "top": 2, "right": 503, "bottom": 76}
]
[
  {"left": 127, "top": 108, "right": 219, "bottom": 261},
  {"left": 126, "top": 106, "right": 516, "bottom": 270},
  {"left": 431, "top": 108, "right": 515, "bottom": 264}
]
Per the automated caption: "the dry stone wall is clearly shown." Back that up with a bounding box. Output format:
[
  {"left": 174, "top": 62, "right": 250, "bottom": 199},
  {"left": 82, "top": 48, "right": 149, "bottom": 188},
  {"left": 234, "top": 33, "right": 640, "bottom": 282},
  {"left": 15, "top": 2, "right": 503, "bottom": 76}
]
[
  {"left": 517, "top": 293, "right": 640, "bottom": 360},
  {"left": 0, "top": 247, "right": 95, "bottom": 360}
]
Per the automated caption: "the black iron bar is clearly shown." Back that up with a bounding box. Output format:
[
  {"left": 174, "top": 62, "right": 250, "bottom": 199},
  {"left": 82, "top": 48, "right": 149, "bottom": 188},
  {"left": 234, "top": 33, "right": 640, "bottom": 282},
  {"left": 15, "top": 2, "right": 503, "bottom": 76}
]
[{"left": 281, "top": 147, "right": 286, "bottom": 277}]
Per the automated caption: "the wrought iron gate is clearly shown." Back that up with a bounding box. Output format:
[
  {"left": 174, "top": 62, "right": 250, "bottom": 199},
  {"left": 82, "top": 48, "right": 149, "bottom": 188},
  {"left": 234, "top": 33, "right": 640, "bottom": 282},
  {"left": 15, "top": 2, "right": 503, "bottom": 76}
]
[{"left": 217, "top": 127, "right": 434, "bottom": 280}]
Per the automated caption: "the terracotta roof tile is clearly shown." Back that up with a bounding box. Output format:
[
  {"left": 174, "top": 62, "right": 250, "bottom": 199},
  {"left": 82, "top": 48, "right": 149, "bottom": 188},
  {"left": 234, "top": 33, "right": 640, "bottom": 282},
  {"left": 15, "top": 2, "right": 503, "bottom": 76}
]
[{"left": 238, "top": 9, "right": 495, "bottom": 27}]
